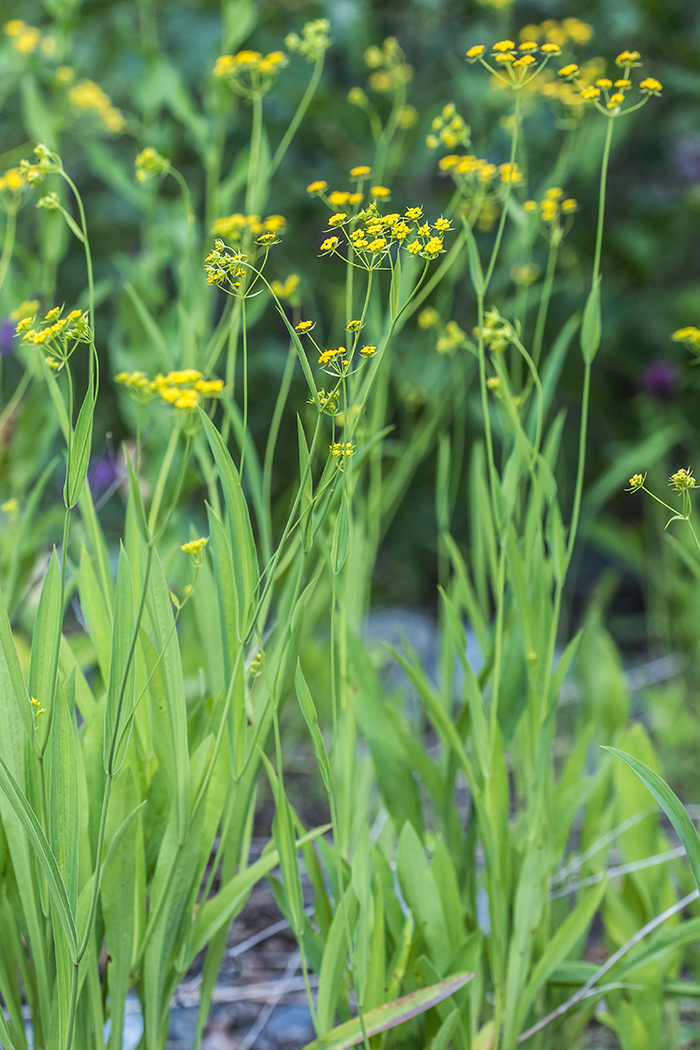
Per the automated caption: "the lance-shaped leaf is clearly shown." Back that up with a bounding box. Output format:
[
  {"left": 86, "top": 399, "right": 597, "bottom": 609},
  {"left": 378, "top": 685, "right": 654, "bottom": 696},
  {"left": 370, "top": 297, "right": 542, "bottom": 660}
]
[
  {"left": 604, "top": 746, "right": 700, "bottom": 893},
  {"left": 303, "top": 973, "right": 473, "bottom": 1050},
  {"left": 104, "top": 543, "right": 137, "bottom": 773},
  {"left": 64, "top": 381, "right": 95, "bottom": 508},
  {"left": 200, "top": 412, "right": 259, "bottom": 639},
  {"left": 0, "top": 752, "right": 77, "bottom": 957}
]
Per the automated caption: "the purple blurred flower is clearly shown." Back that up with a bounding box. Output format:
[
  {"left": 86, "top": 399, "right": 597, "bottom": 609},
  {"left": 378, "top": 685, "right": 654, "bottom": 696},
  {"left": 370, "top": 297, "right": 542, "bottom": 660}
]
[
  {"left": 88, "top": 455, "right": 119, "bottom": 494},
  {"left": 674, "top": 135, "right": 700, "bottom": 184},
  {"left": 639, "top": 358, "right": 678, "bottom": 400},
  {"left": 0, "top": 319, "right": 15, "bottom": 356}
]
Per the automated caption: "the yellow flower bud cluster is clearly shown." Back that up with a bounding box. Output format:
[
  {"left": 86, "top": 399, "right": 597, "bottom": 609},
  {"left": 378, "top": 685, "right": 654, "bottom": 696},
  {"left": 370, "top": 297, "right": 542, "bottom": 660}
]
[
  {"left": 316, "top": 199, "right": 449, "bottom": 267},
  {"left": 285, "top": 19, "right": 331, "bottom": 63},
  {"left": 211, "top": 212, "right": 286, "bottom": 246},
  {"left": 180, "top": 537, "right": 208, "bottom": 557},
  {"left": 519, "top": 19, "right": 593, "bottom": 48},
  {"left": 115, "top": 369, "right": 224, "bottom": 411},
  {"left": 426, "top": 103, "right": 471, "bottom": 152},
  {"left": 68, "top": 79, "right": 125, "bottom": 133},
  {"left": 3, "top": 19, "right": 56, "bottom": 57},
  {"left": 363, "top": 37, "right": 412, "bottom": 93},
  {"left": 474, "top": 308, "right": 516, "bottom": 353},
  {"left": 523, "top": 187, "right": 578, "bottom": 233},
  {"left": 270, "top": 273, "right": 300, "bottom": 304},
  {"left": 556, "top": 51, "right": 661, "bottom": 112},
  {"left": 135, "top": 147, "right": 170, "bottom": 183}
]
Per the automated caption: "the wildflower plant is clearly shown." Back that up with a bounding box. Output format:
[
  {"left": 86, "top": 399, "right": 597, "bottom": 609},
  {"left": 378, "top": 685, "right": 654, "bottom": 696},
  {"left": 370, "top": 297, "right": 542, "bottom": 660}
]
[{"left": 0, "top": 9, "right": 689, "bottom": 1050}]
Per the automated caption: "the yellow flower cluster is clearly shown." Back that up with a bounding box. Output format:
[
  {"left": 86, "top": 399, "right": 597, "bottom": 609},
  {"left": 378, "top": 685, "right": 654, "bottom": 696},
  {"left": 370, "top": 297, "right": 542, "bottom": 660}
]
[
  {"left": 556, "top": 51, "right": 661, "bottom": 112},
  {"left": 426, "top": 103, "right": 470, "bottom": 152},
  {"left": 519, "top": 18, "right": 594, "bottom": 47},
  {"left": 523, "top": 187, "right": 578, "bottom": 233},
  {"left": 466, "top": 38, "right": 564, "bottom": 90},
  {"left": 295, "top": 318, "right": 379, "bottom": 386},
  {"left": 285, "top": 19, "right": 331, "bottom": 63},
  {"left": 364, "top": 36, "right": 412, "bottom": 93},
  {"left": 17, "top": 306, "right": 91, "bottom": 369},
  {"left": 330, "top": 442, "right": 355, "bottom": 459},
  {"left": 627, "top": 473, "right": 645, "bottom": 491},
  {"left": 211, "top": 212, "right": 286, "bottom": 244},
  {"left": 115, "top": 369, "right": 224, "bottom": 410},
  {"left": 316, "top": 199, "right": 449, "bottom": 267},
  {"left": 181, "top": 536, "right": 208, "bottom": 557},
  {"left": 0, "top": 168, "right": 25, "bottom": 193},
  {"left": 213, "top": 49, "right": 287, "bottom": 97},
  {"left": 68, "top": 79, "right": 125, "bottom": 133},
  {"left": 3, "top": 19, "right": 56, "bottom": 56},
  {"left": 436, "top": 320, "right": 470, "bottom": 356},
  {"left": 270, "top": 273, "right": 300, "bottom": 303},
  {"left": 474, "top": 308, "right": 516, "bottom": 353},
  {"left": 672, "top": 326, "right": 700, "bottom": 346},
  {"left": 670, "top": 468, "right": 695, "bottom": 492},
  {"left": 135, "top": 147, "right": 169, "bottom": 183}
]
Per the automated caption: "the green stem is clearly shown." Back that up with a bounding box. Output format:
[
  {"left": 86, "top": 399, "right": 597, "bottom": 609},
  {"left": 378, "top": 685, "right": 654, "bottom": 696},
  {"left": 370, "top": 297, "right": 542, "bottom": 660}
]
[
  {"left": 147, "top": 424, "right": 180, "bottom": 534},
  {"left": 0, "top": 208, "right": 17, "bottom": 296},
  {"left": 270, "top": 55, "right": 325, "bottom": 175},
  {"left": 245, "top": 93, "right": 264, "bottom": 215},
  {"left": 531, "top": 238, "right": 559, "bottom": 368}
]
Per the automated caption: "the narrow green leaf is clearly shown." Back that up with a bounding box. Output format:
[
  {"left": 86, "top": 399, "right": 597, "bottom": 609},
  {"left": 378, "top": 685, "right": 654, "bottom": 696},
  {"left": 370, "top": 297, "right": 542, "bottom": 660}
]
[
  {"left": 64, "top": 382, "right": 95, "bottom": 508},
  {"left": 28, "top": 549, "right": 62, "bottom": 751},
  {"left": 124, "top": 445, "right": 150, "bottom": 542},
  {"left": 48, "top": 679, "right": 80, "bottom": 911},
  {"left": 604, "top": 747, "right": 700, "bottom": 893},
  {"left": 428, "top": 1009, "right": 460, "bottom": 1050},
  {"left": 0, "top": 752, "right": 77, "bottom": 956},
  {"left": 104, "top": 544, "right": 137, "bottom": 774},
  {"left": 580, "top": 278, "right": 601, "bottom": 364},
  {"left": 331, "top": 489, "right": 350, "bottom": 574},
  {"left": 260, "top": 751, "right": 305, "bottom": 934},
  {"left": 274, "top": 304, "right": 320, "bottom": 404},
  {"left": 0, "top": 586, "right": 34, "bottom": 743},
  {"left": 297, "top": 416, "right": 314, "bottom": 552},
  {"left": 200, "top": 412, "right": 259, "bottom": 640},
  {"left": 295, "top": 663, "right": 331, "bottom": 792},
  {"left": 304, "top": 973, "right": 473, "bottom": 1050}
]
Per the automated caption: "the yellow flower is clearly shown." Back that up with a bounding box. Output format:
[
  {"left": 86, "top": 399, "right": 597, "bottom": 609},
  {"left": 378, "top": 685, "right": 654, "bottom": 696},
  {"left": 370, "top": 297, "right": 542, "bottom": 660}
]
[
  {"left": 466, "top": 45, "right": 485, "bottom": 59},
  {"left": 640, "top": 77, "right": 662, "bottom": 93},
  {"left": 307, "top": 180, "right": 327, "bottom": 194},
  {"left": 519, "top": 41, "right": 539, "bottom": 51},
  {"left": 493, "top": 39, "right": 515, "bottom": 52},
  {"left": 295, "top": 320, "right": 315, "bottom": 333},
  {"left": 360, "top": 345, "right": 377, "bottom": 355},
  {"left": 194, "top": 379, "right": 224, "bottom": 395},
  {"left": 181, "top": 537, "right": 208, "bottom": 556},
  {"left": 1, "top": 498, "right": 18, "bottom": 513},
  {"left": 672, "top": 327, "right": 700, "bottom": 345},
  {"left": 330, "top": 442, "right": 355, "bottom": 458},
  {"left": 405, "top": 206, "right": 423, "bottom": 219},
  {"left": 328, "top": 190, "right": 350, "bottom": 206},
  {"left": 433, "top": 216, "right": 451, "bottom": 231},
  {"left": 346, "top": 319, "right": 362, "bottom": 331},
  {"left": 558, "top": 64, "right": 579, "bottom": 78},
  {"left": 626, "top": 473, "right": 645, "bottom": 491},
  {"left": 580, "top": 86, "right": 600, "bottom": 100},
  {"left": 320, "top": 236, "right": 339, "bottom": 252},
  {"left": 616, "top": 50, "right": 641, "bottom": 66},
  {"left": 607, "top": 93, "right": 625, "bottom": 109},
  {"left": 596, "top": 78, "right": 612, "bottom": 88},
  {"left": 499, "top": 162, "right": 522, "bottom": 184},
  {"left": 328, "top": 212, "right": 347, "bottom": 227},
  {"left": 486, "top": 377, "right": 500, "bottom": 390},
  {"left": 670, "top": 468, "right": 695, "bottom": 492},
  {"left": 370, "top": 185, "right": 391, "bottom": 198},
  {"left": 540, "top": 43, "right": 561, "bottom": 54},
  {"left": 350, "top": 165, "right": 371, "bottom": 177}
]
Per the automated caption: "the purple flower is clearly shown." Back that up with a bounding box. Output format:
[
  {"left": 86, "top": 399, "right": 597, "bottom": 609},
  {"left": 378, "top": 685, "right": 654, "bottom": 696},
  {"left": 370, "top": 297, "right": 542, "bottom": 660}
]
[
  {"left": 0, "top": 319, "right": 15, "bottom": 356},
  {"left": 88, "top": 455, "right": 119, "bottom": 493},
  {"left": 639, "top": 358, "right": 678, "bottom": 400}
]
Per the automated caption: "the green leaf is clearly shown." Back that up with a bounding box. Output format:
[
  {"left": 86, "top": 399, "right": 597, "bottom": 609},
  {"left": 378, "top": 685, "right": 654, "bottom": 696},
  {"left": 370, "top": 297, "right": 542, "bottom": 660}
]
[
  {"left": 0, "top": 752, "right": 77, "bottom": 956},
  {"left": 104, "top": 543, "right": 137, "bottom": 774},
  {"left": 331, "top": 489, "right": 350, "bottom": 574},
  {"left": 28, "top": 549, "right": 62, "bottom": 752},
  {"left": 295, "top": 662, "right": 331, "bottom": 791},
  {"left": 297, "top": 416, "right": 314, "bottom": 552},
  {"left": 200, "top": 412, "right": 259, "bottom": 640},
  {"left": 64, "top": 382, "right": 95, "bottom": 508},
  {"left": 580, "top": 278, "right": 601, "bottom": 364},
  {"left": 48, "top": 679, "right": 80, "bottom": 910},
  {"left": 303, "top": 973, "right": 473, "bottom": 1050},
  {"left": 0, "top": 586, "right": 34, "bottom": 743},
  {"left": 604, "top": 746, "right": 700, "bottom": 892}
]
